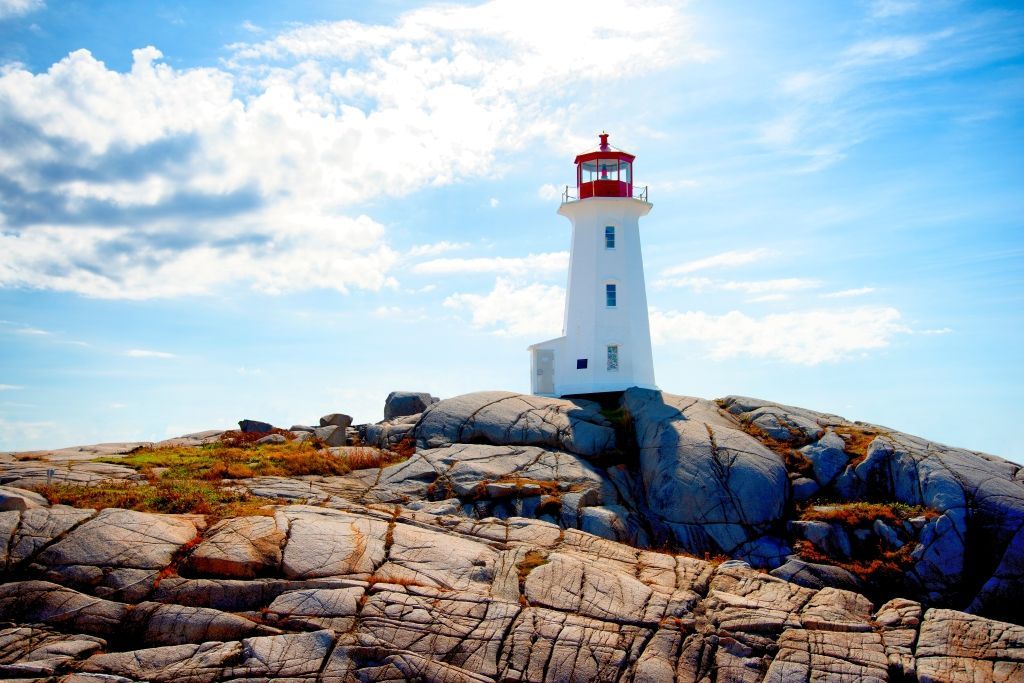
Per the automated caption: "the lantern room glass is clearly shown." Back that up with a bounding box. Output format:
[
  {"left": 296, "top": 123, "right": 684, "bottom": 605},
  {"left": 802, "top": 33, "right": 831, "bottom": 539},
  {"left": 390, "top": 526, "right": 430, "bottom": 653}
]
[{"left": 580, "top": 159, "right": 631, "bottom": 183}]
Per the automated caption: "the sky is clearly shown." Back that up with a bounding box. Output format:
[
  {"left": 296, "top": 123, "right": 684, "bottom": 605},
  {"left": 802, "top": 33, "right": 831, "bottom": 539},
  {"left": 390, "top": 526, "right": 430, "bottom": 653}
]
[{"left": 0, "top": 0, "right": 1021, "bottom": 461}]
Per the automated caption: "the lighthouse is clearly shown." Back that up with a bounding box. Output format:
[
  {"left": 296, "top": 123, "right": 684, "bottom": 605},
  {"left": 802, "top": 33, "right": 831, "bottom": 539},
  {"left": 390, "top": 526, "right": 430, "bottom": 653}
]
[{"left": 529, "top": 133, "right": 657, "bottom": 397}]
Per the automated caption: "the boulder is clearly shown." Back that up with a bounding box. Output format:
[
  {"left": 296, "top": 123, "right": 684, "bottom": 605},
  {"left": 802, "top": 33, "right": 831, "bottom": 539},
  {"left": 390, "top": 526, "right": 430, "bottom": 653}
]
[
  {"left": 313, "top": 425, "right": 347, "bottom": 447},
  {"left": 624, "top": 388, "right": 788, "bottom": 558},
  {"left": 800, "top": 430, "right": 849, "bottom": 485},
  {"left": 319, "top": 413, "right": 353, "bottom": 430},
  {"left": 771, "top": 556, "right": 863, "bottom": 592},
  {"left": 255, "top": 433, "right": 286, "bottom": 445},
  {"left": 184, "top": 515, "right": 285, "bottom": 579},
  {"left": 0, "top": 486, "right": 48, "bottom": 511},
  {"left": 384, "top": 391, "right": 438, "bottom": 420},
  {"left": 36, "top": 508, "right": 197, "bottom": 570},
  {"left": 238, "top": 419, "right": 272, "bottom": 434},
  {"left": 414, "top": 391, "right": 615, "bottom": 457}
]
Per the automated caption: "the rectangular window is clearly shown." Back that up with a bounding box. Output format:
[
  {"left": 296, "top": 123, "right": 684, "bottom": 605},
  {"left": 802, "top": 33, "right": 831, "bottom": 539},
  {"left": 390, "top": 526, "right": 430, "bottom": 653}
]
[
  {"left": 606, "top": 283, "right": 617, "bottom": 307},
  {"left": 607, "top": 345, "right": 619, "bottom": 371},
  {"left": 576, "top": 358, "right": 588, "bottom": 369},
  {"left": 605, "top": 226, "right": 615, "bottom": 249}
]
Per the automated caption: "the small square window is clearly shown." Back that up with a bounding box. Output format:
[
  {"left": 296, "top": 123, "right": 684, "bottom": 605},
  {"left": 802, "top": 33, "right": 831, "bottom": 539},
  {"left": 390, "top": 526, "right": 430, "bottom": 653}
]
[
  {"left": 605, "top": 226, "right": 615, "bottom": 249},
  {"left": 605, "top": 283, "right": 617, "bottom": 307},
  {"left": 607, "top": 345, "right": 619, "bottom": 371},
  {"left": 576, "top": 358, "right": 588, "bottom": 370}
]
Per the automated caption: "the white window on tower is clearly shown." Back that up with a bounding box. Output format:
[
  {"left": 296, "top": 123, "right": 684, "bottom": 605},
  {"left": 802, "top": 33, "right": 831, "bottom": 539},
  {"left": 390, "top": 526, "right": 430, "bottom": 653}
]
[
  {"left": 605, "top": 283, "right": 617, "bottom": 307},
  {"left": 607, "top": 344, "right": 619, "bottom": 371},
  {"left": 605, "top": 226, "right": 615, "bottom": 249}
]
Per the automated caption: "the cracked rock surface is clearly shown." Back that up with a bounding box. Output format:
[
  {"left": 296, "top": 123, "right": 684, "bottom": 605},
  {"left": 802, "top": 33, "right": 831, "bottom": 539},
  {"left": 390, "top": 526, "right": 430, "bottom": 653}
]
[{"left": 0, "top": 500, "right": 1018, "bottom": 680}]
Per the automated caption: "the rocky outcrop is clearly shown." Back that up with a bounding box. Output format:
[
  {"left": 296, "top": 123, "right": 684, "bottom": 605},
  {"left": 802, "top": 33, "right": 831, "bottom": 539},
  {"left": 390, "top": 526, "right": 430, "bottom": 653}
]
[
  {"left": 721, "top": 395, "right": 1024, "bottom": 624},
  {"left": 414, "top": 391, "right": 616, "bottom": 457},
  {"left": 1, "top": 386, "right": 1022, "bottom": 678},
  {"left": 623, "top": 388, "right": 789, "bottom": 566}
]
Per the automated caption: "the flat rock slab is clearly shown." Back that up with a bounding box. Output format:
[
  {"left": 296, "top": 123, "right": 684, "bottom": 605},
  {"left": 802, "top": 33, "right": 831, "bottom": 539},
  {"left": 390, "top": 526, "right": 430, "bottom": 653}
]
[
  {"left": 37, "top": 508, "right": 197, "bottom": 569},
  {"left": 276, "top": 506, "right": 388, "bottom": 579},
  {"left": 0, "top": 442, "right": 152, "bottom": 463},
  {"left": 0, "top": 461, "right": 143, "bottom": 489}
]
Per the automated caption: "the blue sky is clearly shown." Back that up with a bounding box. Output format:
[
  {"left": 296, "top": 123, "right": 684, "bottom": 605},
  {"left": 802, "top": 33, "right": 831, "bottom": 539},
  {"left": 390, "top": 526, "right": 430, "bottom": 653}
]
[{"left": 0, "top": 0, "right": 1021, "bottom": 461}]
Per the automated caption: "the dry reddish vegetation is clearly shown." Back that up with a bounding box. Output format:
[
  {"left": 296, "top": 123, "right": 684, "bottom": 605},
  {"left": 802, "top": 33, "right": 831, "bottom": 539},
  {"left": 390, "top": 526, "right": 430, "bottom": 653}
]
[
  {"left": 738, "top": 421, "right": 816, "bottom": 478},
  {"left": 800, "top": 501, "right": 935, "bottom": 526},
  {"left": 795, "top": 539, "right": 915, "bottom": 585},
  {"left": 833, "top": 425, "right": 882, "bottom": 467},
  {"left": 795, "top": 501, "right": 938, "bottom": 586}
]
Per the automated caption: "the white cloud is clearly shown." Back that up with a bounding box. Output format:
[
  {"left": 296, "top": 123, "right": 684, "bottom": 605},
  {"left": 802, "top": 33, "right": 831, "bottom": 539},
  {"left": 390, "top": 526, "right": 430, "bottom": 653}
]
[
  {"left": 489, "top": 198, "right": 500, "bottom": 208},
  {"left": 412, "top": 251, "right": 569, "bottom": 277},
  {"left": 650, "top": 306, "right": 909, "bottom": 364},
  {"left": 822, "top": 286, "right": 875, "bottom": 298},
  {"left": 372, "top": 305, "right": 403, "bottom": 318},
  {"left": 537, "top": 183, "right": 562, "bottom": 201},
  {"left": 656, "top": 274, "right": 820, "bottom": 297},
  {"left": 236, "top": 366, "right": 262, "bottom": 375},
  {"left": 663, "top": 248, "right": 775, "bottom": 275},
  {"left": 916, "top": 327, "right": 953, "bottom": 335},
  {"left": 0, "top": 417, "right": 57, "bottom": 450},
  {"left": 13, "top": 326, "right": 49, "bottom": 335},
  {"left": 444, "top": 277, "right": 564, "bottom": 337},
  {"left": 240, "top": 20, "right": 263, "bottom": 33},
  {"left": 0, "top": 0, "right": 43, "bottom": 20},
  {"left": 126, "top": 349, "right": 177, "bottom": 358},
  {"left": 406, "top": 241, "right": 469, "bottom": 258},
  {"left": 870, "top": 0, "right": 919, "bottom": 18},
  {"left": 0, "top": 384, "right": 23, "bottom": 390},
  {"left": 0, "top": 1, "right": 699, "bottom": 299}
]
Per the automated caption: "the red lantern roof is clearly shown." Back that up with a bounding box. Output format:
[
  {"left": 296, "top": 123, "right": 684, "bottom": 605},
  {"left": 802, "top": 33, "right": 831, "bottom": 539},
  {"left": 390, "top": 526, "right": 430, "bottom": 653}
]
[{"left": 570, "top": 132, "right": 642, "bottom": 200}]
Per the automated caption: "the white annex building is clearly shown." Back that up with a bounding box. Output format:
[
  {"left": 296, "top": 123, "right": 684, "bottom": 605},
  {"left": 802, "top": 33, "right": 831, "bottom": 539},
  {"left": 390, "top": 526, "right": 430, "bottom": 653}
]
[{"left": 529, "top": 133, "right": 657, "bottom": 397}]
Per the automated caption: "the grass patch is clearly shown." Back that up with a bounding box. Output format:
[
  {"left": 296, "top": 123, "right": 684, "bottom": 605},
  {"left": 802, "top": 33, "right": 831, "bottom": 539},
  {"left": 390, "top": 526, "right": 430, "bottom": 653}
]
[
  {"left": 35, "top": 480, "right": 276, "bottom": 522},
  {"left": 99, "top": 439, "right": 405, "bottom": 481},
  {"left": 51, "top": 435, "right": 413, "bottom": 521}
]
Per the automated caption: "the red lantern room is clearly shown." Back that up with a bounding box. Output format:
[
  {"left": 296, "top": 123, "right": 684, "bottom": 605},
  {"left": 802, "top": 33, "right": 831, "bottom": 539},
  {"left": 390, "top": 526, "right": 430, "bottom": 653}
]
[{"left": 573, "top": 132, "right": 637, "bottom": 200}]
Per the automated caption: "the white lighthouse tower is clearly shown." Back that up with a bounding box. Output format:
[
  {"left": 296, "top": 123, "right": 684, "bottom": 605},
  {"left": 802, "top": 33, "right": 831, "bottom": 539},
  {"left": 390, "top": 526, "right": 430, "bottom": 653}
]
[{"left": 529, "top": 133, "right": 657, "bottom": 397}]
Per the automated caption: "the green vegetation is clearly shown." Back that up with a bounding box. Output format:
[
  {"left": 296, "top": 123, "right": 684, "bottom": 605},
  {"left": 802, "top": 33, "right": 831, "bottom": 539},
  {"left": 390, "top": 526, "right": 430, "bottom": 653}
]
[
  {"left": 36, "top": 479, "right": 275, "bottom": 521},
  {"left": 98, "top": 435, "right": 406, "bottom": 480}
]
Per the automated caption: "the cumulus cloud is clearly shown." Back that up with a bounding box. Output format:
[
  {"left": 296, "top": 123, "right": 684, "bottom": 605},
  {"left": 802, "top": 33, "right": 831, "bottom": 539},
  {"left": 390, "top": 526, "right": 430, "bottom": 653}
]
[
  {"left": 444, "top": 277, "right": 564, "bottom": 337},
  {"left": 0, "top": 0, "right": 699, "bottom": 299},
  {"left": 650, "top": 306, "right": 909, "bottom": 364},
  {"left": 126, "top": 349, "right": 177, "bottom": 358},
  {"left": 663, "top": 248, "right": 775, "bottom": 275},
  {"left": 0, "top": 0, "right": 42, "bottom": 20},
  {"left": 413, "top": 252, "right": 569, "bottom": 277}
]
